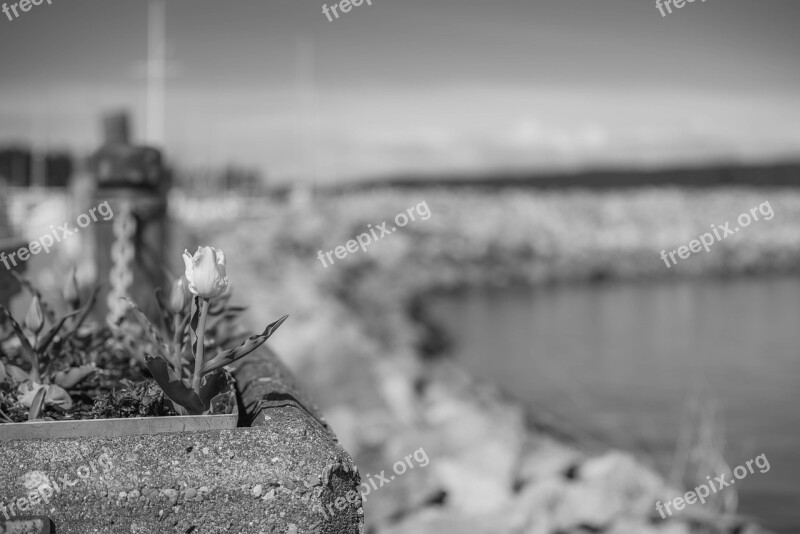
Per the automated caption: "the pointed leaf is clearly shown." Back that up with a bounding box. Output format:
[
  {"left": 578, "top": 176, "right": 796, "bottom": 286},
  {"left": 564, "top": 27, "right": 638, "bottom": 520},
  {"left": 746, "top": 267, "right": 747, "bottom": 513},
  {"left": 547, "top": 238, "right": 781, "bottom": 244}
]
[
  {"left": 124, "top": 298, "right": 170, "bottom": 359},
  {"left": 209, "top": 390, "right": 234, "bottom": 415},
  {"left": 208, "top": 292, "right": 233, "bottom": 315},
  {"left": 171, "top": 402, "right": 189, "bottom": 416},
  {"left": 53, "top": 364, "right": 97, "bottom": 389},
  {"left": 45, "top": 384, "right": 74, "bottom": 409},
  {"left": 10, "top": 271, "right": 57, "bottom": 323},
  {"left": 144, "top": 354, "right": 204, "bottom": 414},
  {"left": 17, "top": 382, "right": 73, "bottom": 410},
  {"left": 5, "top": 363, "right": 29, "bottom": 383},
  {"left": 28, "top": 386, "right": 46, "bottom": 421},
  {"left": 0, "top": 304, "right": 38, "bottom": 367},
  {"left": 206, "top": 370, "right": 236, "bottom": 414},
  {"left": 177, "top": 312, "right": 191, "bottom": 345},
  {"left": 191, "top": 295, "right": 204, "bottom": 352},
  {"left": 197, "top": 369, "right": 228, "bottom": 412},
  {"left": 154, "top": 286, "right": 174, "bottom": 333},
  {"left": 200, "top": 315, "right": 288, "bottom": 376},
  {"left": 35, "top": 308, "right": 82, "bottom": 353},
  {"left": 207, "top": 311, "right": 244, "bottom": 333},
  {"left": 64, "top": 284, "right": 101, "bottom": 336}
]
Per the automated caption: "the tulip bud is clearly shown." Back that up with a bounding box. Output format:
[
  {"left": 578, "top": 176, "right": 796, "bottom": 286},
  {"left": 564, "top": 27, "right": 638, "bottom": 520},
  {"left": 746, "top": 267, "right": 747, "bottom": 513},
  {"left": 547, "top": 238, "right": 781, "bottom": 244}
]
[
  {"left": 63, "top": 268, "right": 80, "bottom": 309},
  {"left": 168, "top": 276, "right": 192, "bottom": 313},
  {"left": 182, "top": 246, "right": 229, "bottom": 300},
  {"left": 25, "top": 295, "right": 45, "bottom": 335}
]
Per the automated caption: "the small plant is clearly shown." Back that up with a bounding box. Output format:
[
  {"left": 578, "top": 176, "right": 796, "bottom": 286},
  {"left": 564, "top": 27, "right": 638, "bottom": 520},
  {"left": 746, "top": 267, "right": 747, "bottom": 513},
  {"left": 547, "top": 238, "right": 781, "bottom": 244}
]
[
  {"left": 126, "top": 246, "right": 287, "bottom": 415},
  {"left": 0, "top": 270, "right": 99, "bottom": 420},
  {"left": 0, "top": 245, "right": 283, "bottom": 424}
]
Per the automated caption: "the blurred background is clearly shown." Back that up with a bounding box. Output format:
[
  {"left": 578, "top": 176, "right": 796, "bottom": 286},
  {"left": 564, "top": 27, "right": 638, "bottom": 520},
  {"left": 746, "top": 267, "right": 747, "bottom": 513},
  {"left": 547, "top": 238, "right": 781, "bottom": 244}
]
[{"left": 1, "top": 0, "right": 799, "bottom": 532}]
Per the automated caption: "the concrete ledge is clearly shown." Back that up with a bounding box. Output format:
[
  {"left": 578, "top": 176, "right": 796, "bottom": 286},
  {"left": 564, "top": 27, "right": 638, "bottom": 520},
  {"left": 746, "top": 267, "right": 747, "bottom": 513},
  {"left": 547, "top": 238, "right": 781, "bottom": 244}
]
[{"left": 0, "top": 347, "right": 364, "bottom": 534}]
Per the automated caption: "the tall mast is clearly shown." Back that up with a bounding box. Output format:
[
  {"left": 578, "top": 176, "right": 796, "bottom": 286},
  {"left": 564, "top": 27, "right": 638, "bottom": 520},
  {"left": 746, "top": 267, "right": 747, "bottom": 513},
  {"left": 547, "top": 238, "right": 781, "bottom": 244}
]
[{"left": 145, "top": 0, "right": 166, "bottom": 147}]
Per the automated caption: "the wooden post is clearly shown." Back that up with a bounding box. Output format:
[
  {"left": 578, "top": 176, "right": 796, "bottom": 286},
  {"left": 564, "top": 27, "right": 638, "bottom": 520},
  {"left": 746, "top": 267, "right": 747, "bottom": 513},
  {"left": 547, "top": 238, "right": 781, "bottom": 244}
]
[
  {"left": 88, "top": 112, "right": 170, "bottom": 322},
  {"left": 0, "top": 181, "right": 26, "bottom": 308}
]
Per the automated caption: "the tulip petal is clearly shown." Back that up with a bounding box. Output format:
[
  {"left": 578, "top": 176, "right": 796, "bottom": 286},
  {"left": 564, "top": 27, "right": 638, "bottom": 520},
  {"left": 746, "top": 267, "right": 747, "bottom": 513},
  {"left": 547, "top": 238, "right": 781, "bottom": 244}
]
[
  {"left": 215, "top": 248, "right": 227, "bottom": 278},
  {"left": 183, "top": 246, "right": 229, "bottom": 299},
  {"left": 25, "top": 296, "right": 45, "bottom": 334}
]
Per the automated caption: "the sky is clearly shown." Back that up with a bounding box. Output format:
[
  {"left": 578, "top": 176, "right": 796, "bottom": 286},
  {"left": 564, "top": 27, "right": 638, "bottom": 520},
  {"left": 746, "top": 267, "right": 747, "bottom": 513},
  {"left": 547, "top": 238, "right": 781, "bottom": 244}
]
[{"left": 0, "top": 0, "right": 799, "bottom": 183}]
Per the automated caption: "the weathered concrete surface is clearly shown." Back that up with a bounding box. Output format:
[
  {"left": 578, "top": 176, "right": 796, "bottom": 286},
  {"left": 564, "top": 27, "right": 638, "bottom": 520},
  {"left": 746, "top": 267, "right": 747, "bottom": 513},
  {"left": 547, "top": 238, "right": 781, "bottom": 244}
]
[{"left": 0, "top": 346, "right": 364, "bottom": 533}]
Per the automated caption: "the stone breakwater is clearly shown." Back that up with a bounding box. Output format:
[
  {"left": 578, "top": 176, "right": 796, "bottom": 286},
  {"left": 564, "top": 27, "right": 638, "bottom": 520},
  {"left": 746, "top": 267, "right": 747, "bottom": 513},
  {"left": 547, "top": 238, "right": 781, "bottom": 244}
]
[{"left": 186, "top": 187, "right": 792, "bottom": 534}]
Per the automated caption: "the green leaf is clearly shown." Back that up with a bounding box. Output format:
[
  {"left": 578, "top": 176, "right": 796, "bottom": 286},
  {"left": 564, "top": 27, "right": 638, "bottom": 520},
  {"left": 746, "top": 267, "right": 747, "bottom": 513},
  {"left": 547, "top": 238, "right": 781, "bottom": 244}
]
[
  {"left": 28, "top": 386, "right": 46, "bottom": 421},
  {"left": 10, "top": 271, "right": 57, "bottom": 323},
  {"left": 200, "top": 315, "right": 288, "bottom": 376},
  {"left": 208, "top": 292, "right": 233, "bottom": 315},
  {"left": 154, "top": 286, "right": 174, "bottom": 333},
  {"left": 63, "top": 284, "right": 101, "bottom": 337},
  {"left": 124, "top": 298, "right": 170, "bottom": 359},
  {"left": 17, "top": 381, "right": 73, "bottom": 410},
  {"left": 35, "top": 308, "right": 82, "bottom": 353},
  {"left": 197, "top": 369, "right": 228, "bottom": 411},
  {"left": 5, "top": 363, "right": 29, "bottom": 383},
  {"left": 189, "top": 296, "right": 201, "bottom": 357},
  {"left": 0, "top": 304, "right": 38, "bottom": 371},
  {"left": 144, "top": 354, "right": 205, "bottom": 414},
  {"left": 145, "top": 356, "right": 230, "bottom": 415}
]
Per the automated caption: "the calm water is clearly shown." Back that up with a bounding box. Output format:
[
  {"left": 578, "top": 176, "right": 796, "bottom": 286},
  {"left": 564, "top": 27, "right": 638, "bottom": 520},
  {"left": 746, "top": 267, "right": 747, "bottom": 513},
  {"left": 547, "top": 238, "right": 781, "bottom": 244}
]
[{"left": 429, "top": 277, "right": 800, "bottom": 533}]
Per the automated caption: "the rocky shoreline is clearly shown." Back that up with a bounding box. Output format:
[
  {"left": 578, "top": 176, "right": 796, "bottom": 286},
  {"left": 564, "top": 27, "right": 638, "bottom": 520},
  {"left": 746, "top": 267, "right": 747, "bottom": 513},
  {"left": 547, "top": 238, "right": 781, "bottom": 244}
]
[{"left": 181, "top": 187, "right": 798, "bottom": 533}]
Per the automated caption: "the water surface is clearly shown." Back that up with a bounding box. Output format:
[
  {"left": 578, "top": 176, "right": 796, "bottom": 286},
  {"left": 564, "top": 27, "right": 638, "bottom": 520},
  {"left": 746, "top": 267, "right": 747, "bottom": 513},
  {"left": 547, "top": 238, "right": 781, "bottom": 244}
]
[{"left": 429, "top": 277, "right": 800, "bottom": 532}]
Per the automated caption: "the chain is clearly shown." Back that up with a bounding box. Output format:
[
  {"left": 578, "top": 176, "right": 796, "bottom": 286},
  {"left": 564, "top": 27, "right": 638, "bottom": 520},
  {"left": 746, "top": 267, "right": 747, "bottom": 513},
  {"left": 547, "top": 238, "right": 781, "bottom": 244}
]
[{"left": 107, "top": 201, "right": 136, "bottom": 325}]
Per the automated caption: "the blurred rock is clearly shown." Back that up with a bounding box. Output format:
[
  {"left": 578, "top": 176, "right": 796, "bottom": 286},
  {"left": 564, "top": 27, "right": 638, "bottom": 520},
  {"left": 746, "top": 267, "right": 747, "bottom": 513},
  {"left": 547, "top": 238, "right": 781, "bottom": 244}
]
[{"left": 185, "top": 189, "right": 784, "bottom": 534}]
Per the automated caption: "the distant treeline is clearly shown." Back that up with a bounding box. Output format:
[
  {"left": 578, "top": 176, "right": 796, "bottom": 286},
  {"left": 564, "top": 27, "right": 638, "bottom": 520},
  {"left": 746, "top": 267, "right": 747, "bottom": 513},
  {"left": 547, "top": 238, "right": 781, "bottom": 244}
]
[{"left": 328, "top": 161, "right": 800, "bottom": 192}]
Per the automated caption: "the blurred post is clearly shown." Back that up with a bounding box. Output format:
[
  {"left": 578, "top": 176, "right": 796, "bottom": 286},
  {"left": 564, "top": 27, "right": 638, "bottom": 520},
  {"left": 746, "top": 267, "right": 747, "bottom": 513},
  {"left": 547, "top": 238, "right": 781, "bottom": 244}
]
[
  {"left": 0, "top": 180, "right": 26, "bottom": 307},
  {"left": 89, "top": 111, "right": 170, "bottom": 323}
]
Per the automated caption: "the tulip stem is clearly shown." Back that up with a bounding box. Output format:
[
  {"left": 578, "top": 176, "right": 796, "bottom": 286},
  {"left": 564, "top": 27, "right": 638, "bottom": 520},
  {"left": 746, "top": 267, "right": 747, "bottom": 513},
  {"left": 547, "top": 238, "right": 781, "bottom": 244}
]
[
  {"left": 30, "top": 335, "right": 41, "bottom": 384},
  {"left": 172, "top": 314, "right": 184, "bottom": 378},
  {"left": 192, "top": 299, "right": 210, "bottom": 394}
]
